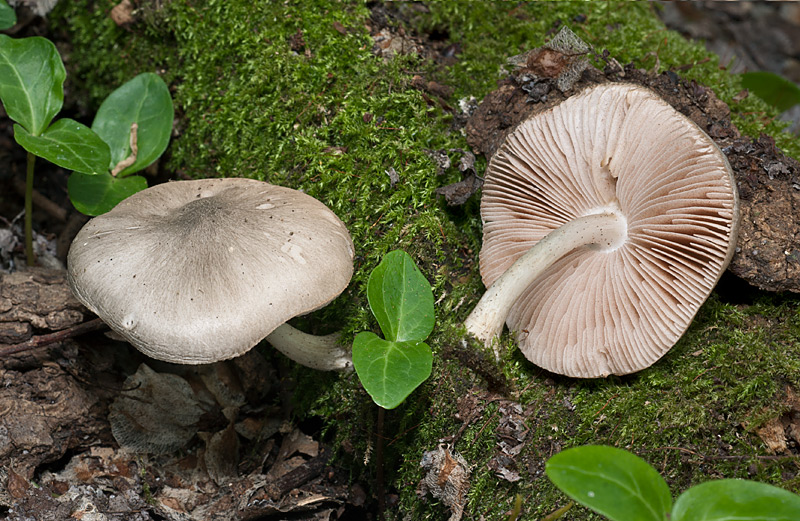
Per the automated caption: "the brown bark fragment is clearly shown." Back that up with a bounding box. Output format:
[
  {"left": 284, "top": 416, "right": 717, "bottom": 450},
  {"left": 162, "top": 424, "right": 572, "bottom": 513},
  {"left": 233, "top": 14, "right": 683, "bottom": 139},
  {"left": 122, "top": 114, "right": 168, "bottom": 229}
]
[
  {"left": 0, "top": 268, "right": 84, "bottom": 332},
  {"left": 0, "top": 321, "right": 32, "bottom": 344},
  {"left": 0, "top": 364, "right": 102, "bottom": 479}
]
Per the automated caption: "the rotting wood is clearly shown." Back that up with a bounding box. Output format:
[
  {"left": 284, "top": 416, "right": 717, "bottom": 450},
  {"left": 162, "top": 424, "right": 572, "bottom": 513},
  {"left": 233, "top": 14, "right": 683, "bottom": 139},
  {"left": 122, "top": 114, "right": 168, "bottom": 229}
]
[{"left": 264, "top": 447, "right": 331, "bottom": 500}]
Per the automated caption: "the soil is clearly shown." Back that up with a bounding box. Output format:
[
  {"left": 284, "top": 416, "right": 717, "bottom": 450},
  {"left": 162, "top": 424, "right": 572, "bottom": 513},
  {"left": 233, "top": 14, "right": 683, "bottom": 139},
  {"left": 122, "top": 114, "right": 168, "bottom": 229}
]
[{"left": 2, "top": 2, "right": 800, "bottom": 520}]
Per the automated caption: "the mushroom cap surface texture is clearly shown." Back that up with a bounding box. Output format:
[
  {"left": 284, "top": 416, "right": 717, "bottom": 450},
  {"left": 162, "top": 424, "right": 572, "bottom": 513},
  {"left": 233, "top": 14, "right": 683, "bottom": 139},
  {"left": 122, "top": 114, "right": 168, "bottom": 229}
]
[
  {"left": 479, "top": 83, "right": 739, "bottom": 378},
  {"left": 67, "top": 178, "right": 354, "bottom": 364}
]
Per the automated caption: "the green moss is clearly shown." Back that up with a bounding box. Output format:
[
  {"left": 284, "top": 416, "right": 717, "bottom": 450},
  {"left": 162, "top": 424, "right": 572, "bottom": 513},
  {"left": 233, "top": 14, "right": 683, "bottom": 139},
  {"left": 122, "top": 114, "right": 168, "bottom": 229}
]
[
  {"left": 386, "top": 295, "right": 800, "bottom": 520},
  {"left": 48, "top": 1, "right": 800, "bottom": 519},
  {"left": 49, "top": 2, "right": 174, "bottom": 114},
  {"left": 415, "top": 1, "right": 800, "bottom": 158}
]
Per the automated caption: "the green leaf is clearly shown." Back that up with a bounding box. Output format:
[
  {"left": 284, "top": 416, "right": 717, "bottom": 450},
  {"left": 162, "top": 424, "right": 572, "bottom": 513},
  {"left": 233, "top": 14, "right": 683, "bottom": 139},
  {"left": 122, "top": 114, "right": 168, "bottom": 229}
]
[
  {"left": 352, "top": 331, "right": 433, "bottom": 409},
  {"left": 367, "top": 250, "right": 434, "bottom": 343},
  {"left": 68, "top": 172, "right": 147, "bottom": 216},
  {"left": 14, "top": 119, "right": 111, "bottom": 175},
  {"left": 0, "top": 0, "right": 16, "bottom": 30},
  {"left": 741, "top": 71, "right": 800, "bottom": 113},
  {"left": 0, "top": 35, "right": 65, "bottom": 135},
  {"left": 672, "top": 479, "right": 800, "bottom": 521},
  {"left": 92, "top": 72, "right": 174, "bottom": 176},
  {"left": 546, "top": 445, "right": 671, "bottom": 521},
  {"left": 353, "top": 250, "right": 435, "bottom": 409}
]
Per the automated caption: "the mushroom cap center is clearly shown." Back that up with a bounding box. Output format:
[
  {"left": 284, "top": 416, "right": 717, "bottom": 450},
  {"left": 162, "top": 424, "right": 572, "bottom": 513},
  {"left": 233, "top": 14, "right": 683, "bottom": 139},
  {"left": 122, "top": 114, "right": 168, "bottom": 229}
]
[
  {"left": 167, "top": 195, "right": 234, "bottom": 235},
  {"left": 582, "top": 203, "right": 628, "bottom": 253}
]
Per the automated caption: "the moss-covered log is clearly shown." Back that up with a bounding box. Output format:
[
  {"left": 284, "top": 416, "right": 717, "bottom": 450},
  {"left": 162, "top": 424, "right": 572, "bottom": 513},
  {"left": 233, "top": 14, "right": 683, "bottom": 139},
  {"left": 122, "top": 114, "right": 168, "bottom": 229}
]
[{"left": 43, "top": 2, "right": 800, "bottom": 519}]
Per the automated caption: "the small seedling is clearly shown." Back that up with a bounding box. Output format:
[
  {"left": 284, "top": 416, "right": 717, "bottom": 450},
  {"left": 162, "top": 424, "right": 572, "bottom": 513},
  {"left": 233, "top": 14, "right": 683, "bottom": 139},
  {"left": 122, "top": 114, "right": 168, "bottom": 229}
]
[
  {"left": 0, "top": 34, "right": 173, "bottom": 265},
  {"left": 546, "top": 445, "right": 800, "bottom": 521},
  {"left": 352, "top": 250, "right": 434, "bottom": 409}
]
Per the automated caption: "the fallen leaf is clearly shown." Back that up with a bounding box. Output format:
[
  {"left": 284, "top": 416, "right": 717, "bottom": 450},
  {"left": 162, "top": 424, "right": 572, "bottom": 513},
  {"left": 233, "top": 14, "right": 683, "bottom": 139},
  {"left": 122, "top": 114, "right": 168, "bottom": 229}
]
[
  {"left": 110, "top": 0, "right": 135, "bottom": 26},
  {"left": 418, "top": 445, "right": 470, "bottom": 521},
  {"left": 425, "top": 149, "right": 452, "bottom": 175},
  {"left": 508, "top": 26, "right": 591, "bottom": 93},
  {"left": 435, "top": 173, "right": 482, "bottom": 206},
  {"left": 756, "top": 419, "right": 787, "bottom": 454},
  {"left": 109, "top": 363, "right": 206, "bottom": 454},
  {"left": 202, "top": 422, "right": 240, "bottom": 485},
  {"left": 385, "top": 167, "right": 399, "bottom": 188},
  {"left": 7, "top": 468, "right": 30, "bottom": 499},
  {"left": 732, "top": 89, "right": 749, "bottom": 103}
]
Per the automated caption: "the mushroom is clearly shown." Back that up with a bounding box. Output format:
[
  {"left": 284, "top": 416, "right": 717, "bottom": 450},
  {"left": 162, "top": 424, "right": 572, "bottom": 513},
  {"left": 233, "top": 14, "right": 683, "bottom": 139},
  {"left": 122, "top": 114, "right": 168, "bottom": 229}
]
[
  {"left": 67, "top": 178, "right": 354, "bottom": 370},
  {"left": 464, "top": 83, "right": 739, "bottom": 377}
]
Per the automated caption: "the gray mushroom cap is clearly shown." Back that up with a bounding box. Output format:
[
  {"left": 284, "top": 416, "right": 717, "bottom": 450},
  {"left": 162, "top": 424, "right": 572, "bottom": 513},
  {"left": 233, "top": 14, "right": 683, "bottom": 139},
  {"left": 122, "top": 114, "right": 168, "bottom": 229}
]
[{"left": 67, "top": 178, "right": 354, "bottom": 364}]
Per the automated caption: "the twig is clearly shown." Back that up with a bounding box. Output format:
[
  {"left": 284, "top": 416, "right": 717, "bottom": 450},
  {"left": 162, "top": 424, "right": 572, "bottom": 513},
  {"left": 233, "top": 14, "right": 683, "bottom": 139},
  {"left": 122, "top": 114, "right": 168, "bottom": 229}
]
[
  {"left": 471, "top": 410, "right": 500, "bottom": 446},
  {"left": 691, "top": 366, "right": 717, "bottom": 383},
  {"left": 111, "top": 123, "right": 139, "bottom": 177},
  {"left": 593, "top": 393, "right": 619, "bottom": 417},
  {"left": 369, "top": 211, "right": 385, "bottom": 229},
  {"left": 265, "top": 447, "right": 330, "bottom": 499},
  {"left": 387, "top": 421, "right": 422, "bottom": 447},
  {"left": 0, "top": 318, "right": 107, "bottom": 357},
  {"left": 24, "top": 152, "right": 35, "bottom": 266}
]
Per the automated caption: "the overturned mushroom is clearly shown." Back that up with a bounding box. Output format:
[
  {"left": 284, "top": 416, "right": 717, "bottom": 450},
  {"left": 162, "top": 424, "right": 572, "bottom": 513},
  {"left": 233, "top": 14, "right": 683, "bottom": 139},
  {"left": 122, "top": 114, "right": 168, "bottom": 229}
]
[
  {"left": 67, "top": 178, "right": 354, "bottom": 370},
  {"left": 465, "top": 83, "right": 739, "bottom": 377}
]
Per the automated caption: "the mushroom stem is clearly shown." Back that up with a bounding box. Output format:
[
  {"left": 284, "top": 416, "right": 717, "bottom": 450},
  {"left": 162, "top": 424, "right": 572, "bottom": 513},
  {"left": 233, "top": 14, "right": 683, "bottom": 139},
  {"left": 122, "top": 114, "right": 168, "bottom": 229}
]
[
  {"left": 265, "top": 323, "right": 353, "bottom": 372},
  {"left": 464, "top": 212, "right": 626, "bottom": 347}
]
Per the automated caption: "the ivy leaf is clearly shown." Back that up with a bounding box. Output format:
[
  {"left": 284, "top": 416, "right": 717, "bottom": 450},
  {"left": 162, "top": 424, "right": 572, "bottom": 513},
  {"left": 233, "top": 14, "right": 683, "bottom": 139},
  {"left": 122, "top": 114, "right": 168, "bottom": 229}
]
[
  {"left": 367, "top": 250, "right": 434, "bottom": 343},
  {"left": 92, "top": 72, "right": 174, "bottom": 176},
  {"left": 68, "top": 171, "right": 147, "bottom": 216},
  {"left": 546, "top": 445, "right": 672, "bottom": 521},
  {"left": 0, "top": 35, "right": 65, "bottom": 136},
  {"left": 353, "top": 250, "right": 435, "bottom": 409},
  {"left": 352, "top": 332, "right": 432, "bottom": 409},
  {"left": 672, "top": 480, "right": 800, "bottom": 521},
  {"left": 741, "top": 71, "right": 800, "bottom": 113},
  {"left": 0, "top": 0, "right": 16, "bottom": 30},
  {"left": 14, "top": 119, "right": 111, "bottom": 175}
]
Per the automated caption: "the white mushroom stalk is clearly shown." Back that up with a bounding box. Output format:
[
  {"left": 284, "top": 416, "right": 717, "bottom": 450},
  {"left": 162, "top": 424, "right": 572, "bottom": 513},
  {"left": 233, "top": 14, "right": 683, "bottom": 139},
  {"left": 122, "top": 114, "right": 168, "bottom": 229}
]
[
  {"left": 464, "top": 212, "right": 626, "bottom": 344},
  {"left": 266, "top": 323, "right": 352, "bottom": 371}
]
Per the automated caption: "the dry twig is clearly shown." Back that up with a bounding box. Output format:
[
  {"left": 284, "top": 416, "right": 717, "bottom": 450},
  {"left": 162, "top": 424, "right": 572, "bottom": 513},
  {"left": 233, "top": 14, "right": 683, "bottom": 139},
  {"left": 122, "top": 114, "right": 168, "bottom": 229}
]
[{"left": 0, "top": 318, "right": 107, "bottom": 357}]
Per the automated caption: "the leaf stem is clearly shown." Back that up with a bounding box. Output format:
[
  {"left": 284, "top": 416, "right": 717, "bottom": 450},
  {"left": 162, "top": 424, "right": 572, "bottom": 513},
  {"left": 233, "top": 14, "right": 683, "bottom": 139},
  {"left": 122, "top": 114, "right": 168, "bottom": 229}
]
[
  {"left": 24, "top": 151, "right": 35, "bottom": 266},
  {"left": 376, "top": 405, "right": 386, "bottom": 521}
]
